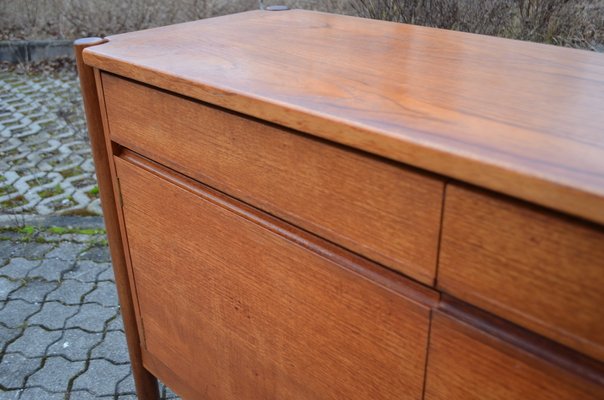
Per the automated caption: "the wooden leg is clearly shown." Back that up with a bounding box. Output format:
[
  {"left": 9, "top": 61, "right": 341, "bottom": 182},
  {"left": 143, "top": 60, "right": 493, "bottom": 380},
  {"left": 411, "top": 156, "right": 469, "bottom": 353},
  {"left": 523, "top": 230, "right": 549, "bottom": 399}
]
[{"left": 74, "top": 38, "right": 160, "bottom": 400}]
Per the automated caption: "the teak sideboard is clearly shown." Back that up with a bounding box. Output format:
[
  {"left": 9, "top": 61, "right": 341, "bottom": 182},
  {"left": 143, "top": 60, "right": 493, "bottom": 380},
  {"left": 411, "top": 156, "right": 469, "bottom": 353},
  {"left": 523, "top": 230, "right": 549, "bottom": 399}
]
[{"left": 75, "top": 9, "right": 604, "bottom": 400}]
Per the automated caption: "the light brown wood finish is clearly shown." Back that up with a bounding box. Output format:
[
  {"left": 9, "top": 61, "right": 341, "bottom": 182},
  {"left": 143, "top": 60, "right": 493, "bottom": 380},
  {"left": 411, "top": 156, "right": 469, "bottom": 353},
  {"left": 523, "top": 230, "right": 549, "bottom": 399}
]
[
  {"left": 73, "top": 40, "right": 159, "bottom": 400},
  {"left": 438, "top": 183, "right": 604, "bottom": 362},
  {"left": 82, "top": 10, "right": 604, "bottom": 224},
  {"left": 114, "top": 153, "right": 435, "bottom": 400},
  {"left": 93, "top": 73, "right": 149, "bottom": 356},
  {"left": 425, "top": 312, "right": 604, "bottom": 400},
  {"left": 102, "top": 73, "right": 444, "bottom": 285}
]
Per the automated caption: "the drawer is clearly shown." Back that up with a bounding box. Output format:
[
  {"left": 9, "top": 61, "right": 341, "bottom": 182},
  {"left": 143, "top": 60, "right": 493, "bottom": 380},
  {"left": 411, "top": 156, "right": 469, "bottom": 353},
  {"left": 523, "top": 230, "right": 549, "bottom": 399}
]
[
  {"left": 114, "top": 153, "right": 434, "bottom": 400},
  {"left": 439, "top": 184, "right": 604, "bottom": 361},
  {"left": 103, "top": 73, "right": 444, "bottom": 285},
  {"left": 425, "top": 312, "right": 604, "bottom": 400}
]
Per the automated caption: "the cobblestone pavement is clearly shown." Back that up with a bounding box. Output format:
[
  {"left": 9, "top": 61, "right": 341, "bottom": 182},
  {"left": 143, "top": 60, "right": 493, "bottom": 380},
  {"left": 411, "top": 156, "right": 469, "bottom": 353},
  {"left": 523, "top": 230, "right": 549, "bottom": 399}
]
[
  {"left": 0, "top": 216, "right": 179, "bottom": 399},
  {"left": 0, "top": 68, "right": 101, "bottom": 216}
]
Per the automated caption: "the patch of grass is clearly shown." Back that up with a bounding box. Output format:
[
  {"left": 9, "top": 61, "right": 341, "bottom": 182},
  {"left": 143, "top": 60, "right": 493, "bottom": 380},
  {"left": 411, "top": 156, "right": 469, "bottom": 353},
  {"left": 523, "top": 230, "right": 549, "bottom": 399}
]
[
  {"left": 87, "top": 238, "right": 109, "bottom": 247},
  {"left": 71, "top": 177, "right": 96, "bottom": 189},
  {"left": 19, "top": 225, "right": 36, "bottom": 235},
  {"left": 0, "top": 185, "right": 17, "bottom": 196},
  {"left": 0, "top": 195, "right": 27, "bottom": 208},
  {"left": 12, "top": 157, "right": 29, "bottom": 166},
  {"left": 48, "top": 226, "right": 105, "bottom": 235},
  {"left": 49, "top": 195, "right": 76, "bottom": 210},
  {"left": 0, "top": 225, "right": 105, "bottom": 238},
  {"left": 47, "top": 226, "right": 70, "bottom": 235},
  {"left": 26, "top": 176, "right": 52, "bottom": 188},
  {"left": 0, "top": 225, "right": 38, "bottom": 241},
  {"left": 62, "top": 208, "right": 99, "bottom": 217},
  {"left": 3, "top": 148, "right": 20, "bottom": 157},
  {"left": 59, "top": 166, "right": 84, "bottom": 178},
  {"left": 0, "top": 225, "right": 35, "bottom": 234},
  {"left": 86, "top": 185, "right": 99, "bottom": 199},
  {"left": 38, "top": 184, "right": 63, "bottom": 199}
]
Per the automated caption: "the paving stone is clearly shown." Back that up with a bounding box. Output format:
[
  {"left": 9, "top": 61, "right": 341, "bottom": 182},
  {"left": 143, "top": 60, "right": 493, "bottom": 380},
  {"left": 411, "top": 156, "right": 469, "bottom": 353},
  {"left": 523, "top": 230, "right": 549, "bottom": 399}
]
[
  {"left": 118, "top": 395, "right": 137, "bottom": 400},
  {"left": 47, "top": 328, "right": 103, "bottom": 361},
  {"left": 0, "top": 390, "right": 21, "bottom": 399},
  {"left": 9, "top": 279, "right": 58, "bottom": 303},
  {"left": 27, "top": 356, "right": 85, "bottom": 393},
  {"left": 97, "top": 266, "right": 114, "bottom": 282},
  {"left": 0, "top": 67, "right": 100, "bottom": 217},
  {"left": 107, "top": 313, "right": 124, "bottom": 332},
  {"left": 79, "top": 245, "right": 111, "bottom": 263},
  {"left": 85, "top": 281, "right": 118, "bottom": 307},
  {"left": 0, "top": 353, "right": 41, "bottom": 389},
  {"left": 0, "top": 300, "right": 40, "bottom": 328},
  {"left": 160, "top": 382, "right": 180, "bottom": 400},
  {"left": 18, "top": 387, "right": 64, "bottom": 400},
  {"left": 0, "top": 231, "right": 28, "bottom": 243},
  {"left": 28, "top": 301, "right": 79, "bottom": 330},
  {"left": 6, "top": 326, "right": 61, "bottom": 357},
  {"left": 11, "top": 242, "right": 55, "bottom": 259},
  {"left": 0, "top": 242, "right": 28, "bottom": 260},
  {"left": 37, "top": 232, "right": 67, "bottom": 243},
  {"left": 68, "top": 391, "right": 98, "bottom": 399},
  {"left": 0, "top": 241, "right": 16, "bottom": 260},
  {"left": 0, "top": 258, "right": 40, "bottom": 280},
  {"left": 0, "top": 277, "right": 22, "bottom": 301},
  {"left": 0, "top": 324, "right": 21, "bottom": 346},
  {"left": 92, "top": 330, "right": 129, "bottom": 364},
  {"left": 165, "top": 386, "right": 180, "bottom": 399},
  {"left": 116, "top": 372, "right": 134, "bottom": 394},
  {"left": 27, "top": 257, "right": 74, "bottom": 281},
  {"left": 46, "top": 279, "right": 94, "bottom": 305},
  {"left": 72, "top": 359, "right": 130, "bottom": 396},
  {"left": 58, "top": 234, "right": 91, "bottom": 243},
  {"left": 64, "top": 260, "right": 110, "bottom": 283},
  {"left": 65, "top": 303, "right": 118, "bottom": 332},
  {"left": 46, "top": 242, "right": 84, "bottom": 262}
]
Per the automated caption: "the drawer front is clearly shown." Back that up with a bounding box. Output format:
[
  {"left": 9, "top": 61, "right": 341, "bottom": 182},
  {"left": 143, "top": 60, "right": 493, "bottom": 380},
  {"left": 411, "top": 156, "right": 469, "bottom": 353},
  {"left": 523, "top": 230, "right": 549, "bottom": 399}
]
[
  {"left": 439, "top": 184, "right": 604, "bottom": 361},
  {"left": 425, "top": 312, "right": 604, "bottom": 400},
  {"left": 103, "top": 73, "right": 444, "bottom": 285},
  {"left": 114, "top": 155, "right": 432, "bottom": 400}
]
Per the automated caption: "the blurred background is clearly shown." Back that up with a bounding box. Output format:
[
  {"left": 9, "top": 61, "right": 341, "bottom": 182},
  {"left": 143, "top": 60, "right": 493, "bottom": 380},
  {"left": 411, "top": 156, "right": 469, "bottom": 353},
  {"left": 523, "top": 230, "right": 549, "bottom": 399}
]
[{"left": 2, "top": 0, "right": 603, "bottom": 51}]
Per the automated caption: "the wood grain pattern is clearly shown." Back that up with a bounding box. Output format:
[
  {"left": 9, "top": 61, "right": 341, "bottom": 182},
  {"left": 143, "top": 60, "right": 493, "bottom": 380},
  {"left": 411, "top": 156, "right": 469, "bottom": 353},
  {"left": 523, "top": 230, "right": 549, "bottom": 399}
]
[
  {"left": 93, "top": 85, "right": 148, "bottom": 351},
  {"left": 74, "top": 39, "right": 159, "bottom": 400},
  {"left": 103, "top": 73, "right": 444, "bottom": 285},
  {"left": 438, "top": 184, "right": 604, "bottom": 362},
  {"left": 114, "top": 153, "right": 434, "bottom": 400},
  {"left": 425, "top": 312, "right": 604, "bottom": 400},
  {"left": 439, "top": 295, "right": 604, "bottom": 388},
  {"left": 141, "top": 349, "right": 211, "bottom": 400},
  {"left": 82, "top": 10, "right": 604, "bottom": 224}
]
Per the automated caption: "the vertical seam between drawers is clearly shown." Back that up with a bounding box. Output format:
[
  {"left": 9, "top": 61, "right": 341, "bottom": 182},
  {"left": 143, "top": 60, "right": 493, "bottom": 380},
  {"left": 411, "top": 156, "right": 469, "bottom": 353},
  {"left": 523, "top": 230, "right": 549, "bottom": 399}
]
[
  {"left": 420, "top": 308, "right": 435, "bottom": 399},
  {"left": 433, "top": 182, "right": 448, "bottom": 288}
]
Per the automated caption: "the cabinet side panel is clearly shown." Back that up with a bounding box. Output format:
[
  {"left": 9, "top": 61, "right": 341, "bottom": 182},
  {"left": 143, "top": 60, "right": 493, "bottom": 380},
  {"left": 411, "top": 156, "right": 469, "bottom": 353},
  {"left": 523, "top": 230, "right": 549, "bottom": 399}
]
[{"left": 75, "top": 41, "right": 159, "bottom": 400}]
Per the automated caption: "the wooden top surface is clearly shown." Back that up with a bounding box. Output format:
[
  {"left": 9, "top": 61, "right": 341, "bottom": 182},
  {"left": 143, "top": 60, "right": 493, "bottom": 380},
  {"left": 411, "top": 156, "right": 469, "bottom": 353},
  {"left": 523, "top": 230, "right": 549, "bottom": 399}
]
[{"left": 83, "top": 10, "right": 604, "bottom": 224}]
